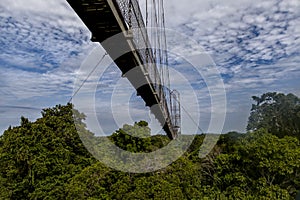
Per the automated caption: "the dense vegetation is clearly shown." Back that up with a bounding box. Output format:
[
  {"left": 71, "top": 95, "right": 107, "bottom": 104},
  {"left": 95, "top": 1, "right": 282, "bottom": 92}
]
[
  {"left": 247, "top": 92, "right": 300, "bottom": 138},
  {"left": 0, "top": 92, "right": 299, "bottom": 199}
]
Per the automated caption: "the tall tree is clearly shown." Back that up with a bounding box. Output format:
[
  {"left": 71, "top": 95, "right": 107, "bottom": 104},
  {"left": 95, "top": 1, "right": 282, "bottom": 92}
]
[
  {"left": 213, "top": 129, "right": 300, "bottom": 198},
  {"left": 247, "top": 92, "right": 300, "bottom": 138},
  {"left": 0, "top": 104, "right": 95, "bottom": 199}
]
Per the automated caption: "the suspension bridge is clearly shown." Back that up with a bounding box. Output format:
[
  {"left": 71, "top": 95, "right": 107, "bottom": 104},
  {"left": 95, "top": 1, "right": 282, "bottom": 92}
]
[{"left": 67, "top": 0, "right": 180, "bottom": 139}]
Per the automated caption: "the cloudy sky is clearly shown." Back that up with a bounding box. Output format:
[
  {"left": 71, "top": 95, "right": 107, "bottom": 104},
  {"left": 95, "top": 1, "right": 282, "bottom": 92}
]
[{"left": 0, "top": 0, "right": 299, "bottom": 135}]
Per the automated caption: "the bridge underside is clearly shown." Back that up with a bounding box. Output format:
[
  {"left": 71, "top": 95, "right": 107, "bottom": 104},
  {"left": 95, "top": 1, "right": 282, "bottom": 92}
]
[{"left": 67, "top": 0, "right": 177, "bottom": 139}]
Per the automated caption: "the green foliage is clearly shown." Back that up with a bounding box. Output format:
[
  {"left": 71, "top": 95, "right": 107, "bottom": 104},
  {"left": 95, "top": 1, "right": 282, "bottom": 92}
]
[
  {"left": 108, "top": 122, "right": 171, "bottom": 153},
  {"left": 247, "top": 92, "right": 300, "bottom": 138},
  {"left": 0, "top": 104, "right": 95, "bottom": 199},
  {"left": 109, "top": 122, "right": 153, "bottom": 153},
  {"left": 213, "top": 129, "right": 300, "bottom": 198},
  {"left": 217, "top": 131, "right": 244, "bottom": 153},
  {"left": 1, "top": 92, "right": 299, "bottom": 199},
  {"left": 65, "top": 162, "right": 112, "bottom": 199},
  {"left": 65, "top": 155, "right": 202, "bottom": 199}
]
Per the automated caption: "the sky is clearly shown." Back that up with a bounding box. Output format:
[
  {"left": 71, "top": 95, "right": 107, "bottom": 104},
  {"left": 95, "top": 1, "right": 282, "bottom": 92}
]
[{"left": 0, "top": 0, "right": 299, "bottom": 135}]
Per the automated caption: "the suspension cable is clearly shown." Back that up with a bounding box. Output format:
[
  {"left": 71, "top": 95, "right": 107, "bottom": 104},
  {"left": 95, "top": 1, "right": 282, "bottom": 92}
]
[
  {"left": 172, "top": 95, "right": 205, "bottom": 134},
  {"left": 161, "top": 0, "right": 170, "bottom": 91},
  {"left": 147, "top": 0, "right": 173, "bottom": 122},
  {"left": 68, "top": 52, "right": 108, "bottom": 103},
  {"left": 146, "top": 0, "right": 148, "bottom": 27}
]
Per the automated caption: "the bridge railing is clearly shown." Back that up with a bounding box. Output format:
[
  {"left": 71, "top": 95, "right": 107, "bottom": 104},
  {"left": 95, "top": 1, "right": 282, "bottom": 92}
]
[
  {"left": 115, "top": 0, "right": 161, "bottom": 92},
  {"left": 114, "top": 0, "right": 170, "bottom": 118},
  {"left": 115, "top": 0, "right": 177, "bottom": 136}
]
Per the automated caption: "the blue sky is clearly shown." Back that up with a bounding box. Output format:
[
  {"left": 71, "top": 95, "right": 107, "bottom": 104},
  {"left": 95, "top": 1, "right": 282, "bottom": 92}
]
[{"left": 0, "top": 0, "right": 300, "bottom": 135}]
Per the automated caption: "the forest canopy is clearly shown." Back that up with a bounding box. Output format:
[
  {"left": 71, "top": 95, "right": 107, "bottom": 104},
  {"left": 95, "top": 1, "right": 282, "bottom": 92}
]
[{"left": 0, "top": 93, "right": 299, "bottom": 199}]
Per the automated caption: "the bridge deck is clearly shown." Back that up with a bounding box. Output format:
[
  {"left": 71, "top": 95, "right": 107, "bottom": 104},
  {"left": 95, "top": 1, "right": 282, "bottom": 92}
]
[{"left": 67, "top": 0, "right": 176, "bottom": 139}]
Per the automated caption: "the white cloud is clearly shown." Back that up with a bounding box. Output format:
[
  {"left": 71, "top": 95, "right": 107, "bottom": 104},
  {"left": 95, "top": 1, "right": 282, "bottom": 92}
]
[
  {"left": 161, "top": 0, "right": 300, "bottom": 132},
  {"left": 0, "top": 0, "right": 299, "bottom": 134}
]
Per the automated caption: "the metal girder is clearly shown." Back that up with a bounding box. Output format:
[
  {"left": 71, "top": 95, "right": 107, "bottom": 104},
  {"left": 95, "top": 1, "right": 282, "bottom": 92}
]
[{"left": 67, "top": 0, "right": 178, "bottom": 139}]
